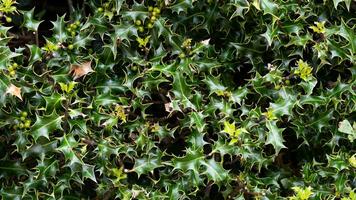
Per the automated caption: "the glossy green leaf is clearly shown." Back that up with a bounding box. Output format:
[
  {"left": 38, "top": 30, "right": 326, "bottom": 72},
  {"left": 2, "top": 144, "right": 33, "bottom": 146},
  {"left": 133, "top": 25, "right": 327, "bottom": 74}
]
[
  {"left": 29, "top": 111, "right": 64, "bottom": 141},
  {"left": 265, "top": 120, "right": 286, "bottom": 155}
]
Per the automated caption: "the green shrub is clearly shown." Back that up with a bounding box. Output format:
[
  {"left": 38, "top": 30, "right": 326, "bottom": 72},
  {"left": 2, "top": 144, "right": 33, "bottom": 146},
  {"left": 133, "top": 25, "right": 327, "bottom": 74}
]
[{"left": 0, "top": 0, "right": 355, "bottom": 199}]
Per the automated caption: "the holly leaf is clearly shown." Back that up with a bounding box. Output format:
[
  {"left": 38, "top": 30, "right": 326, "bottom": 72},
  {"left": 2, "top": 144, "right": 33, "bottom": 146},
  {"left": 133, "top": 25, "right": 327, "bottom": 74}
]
[
  {"left": 223, "top": 121, "right": 236, "bottom": 136},
  {"left": 72, "top": 30, "right": 94, "bottom": 49},
  {"left": 203, "top": 75, "right": 226, "bottom": 95},
  {"left": 57, "top": 134, "right": 83, "bottom": 168},
  {"left": 0, "top": 160, "right": 27, "bottom": 178},
  {"left": 0, "top": 68, "right": 11, "bottom": 97},
  {"left": 132, "top": 152, "right": 163, "bottom": 177},
  {"left": 172, "top": 149, "right": 228, "bottom": 184},
  {"left": 43, "top": 92, "right": 65, "bottom": 113},
  {"left": 230, "top": 87, "right": 248, "bottom": 105},
  {"left": 299, "top": 77, "right": 317, "bottom": 96},
  {"left": 0, "top": 46, "right": 20, "bottom": 70},
  {"left": 22, "top": 8, "right": 43, "bottom": 32},
  {"left": 5, "top": 83, "right": 22, "bottom": 101},
  {"left": 337, "top": 20, "right": 356, "bottom": 54},
  {"left": 51, "top": 15, "right": 68, "bottom": 43},
  {"left": 338, "top": 119, "right": 354, "bottom": 134},
  {"left": 270, "top": 97, "right": 295, "bottom": 118},
  {"left": 35, "top": 158, "right": 59, "bottom": 182},
  {"left": 327, "top": 39, "right": 348, "bottom": 61},
  {"left": 70, "top": 61, "right": 94, "bottom": 80},
  {"left": 261, "top": 23, "right": 279, "bottom": 46},
  {"left": 26, "top": 44, "right": 42, "bottom": 65},
  {"left": 114, "top": 0, "right": 124, "bottom": 15},
  {"left": 82, "top": 164, "right": 97, "bottom": 183},
  {"left": 338, "top": 119, "right": 356, "bottom": 142},
  {"left": 121, "top": 1, "right": 148, "bottom": 21},
  {"left": 229, "top": 0, "right": 249, "bottom": 19},
  {"left": 29, "top": 110, "right": 64, "bottom": 141},
  {"left": 136, "top": 35, "right": 151, "bottom": 47},
  {"left": 172, "top": 71, "right": 196, "bottom": 110},
  {"left": 265, "top": 120, "right": 286, "bottom": 155},
  {"left": 305, "top": 110, "right": 334, "bottom": 132},
  {"left": 171, "top": 149, "right": 204, "bottom": 184},
  {"left": 258, "top": 0, "right": 278, "bottom": 17},
  {"left": 201, "top": 158, "right": 229, "bottom": 183},
  {"left": 110, "top": 166, "right": 126, "bottom": 186},
  {"left": 169, "top": 0, "right": 194, "bottom": 14},
  {"left": 112, "top": 24, "right": 137, "bottom": 44},
  {"left": 190, "top": 112, "right": 206, "bottom": 132},
  {"left": 332, "top": 0, "right": 352, "bottom": 11}
]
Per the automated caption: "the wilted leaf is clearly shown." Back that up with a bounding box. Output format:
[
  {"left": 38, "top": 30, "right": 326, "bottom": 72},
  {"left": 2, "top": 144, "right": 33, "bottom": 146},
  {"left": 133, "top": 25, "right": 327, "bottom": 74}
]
[
  {"left": 69, "top": 61, "right": 94, "bottom": 80},
  {"left": 5, "top": 84, "right": 22, "bottom": 101}
]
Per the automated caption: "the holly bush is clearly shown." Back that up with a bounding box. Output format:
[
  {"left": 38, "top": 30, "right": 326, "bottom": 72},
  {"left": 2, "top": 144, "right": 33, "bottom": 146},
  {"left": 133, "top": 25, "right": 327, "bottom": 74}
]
[{"left": 0, "top": 0, "right": 355, "bottom": 199}]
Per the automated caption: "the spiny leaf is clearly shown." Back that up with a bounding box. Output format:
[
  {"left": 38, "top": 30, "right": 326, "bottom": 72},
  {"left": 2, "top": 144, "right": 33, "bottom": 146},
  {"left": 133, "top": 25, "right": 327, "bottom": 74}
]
[
  {"left": 22, "top": 8, "right": 43, "bottom": 32},
  {"left": 190, "top": 112, "right": 206, "bottom": 132},
  {"left": 201, "top": 158, "right": 229, "bottom": 183},
  {"left": 172, "top": 71, "right": 196, "bottom": 110},
  {"left": 57, "top": 134, "right": 82, "bottom": 166},
  {"left": 290, "top": 186, "right": 313, "bottom": 200},
  {"left": 51, "top": 15, "right": 68, "bottom": 43},
  {"left": 29, "top": 110, "right": 63, "bottom": 141},
  {"left": 70, "top": 61, "right": 94, "bottom": 80},
  {"left": 114, "top": 0, "right": 124, "bottom": 15},
  {"left": 5, "top": 83, "right": 22, "bottom": 101},
  {"left": 265, "top": 120, "right": 286, "bottom": 155},
  {"left": 26, "top": 44, "right": 42, "bottom": 65},
  {"left": 338, "top": 119, "right": 356, "bottom": 142},
  {"left": 261, "top": 23, "right": 279, "bottom": 46},
  {"left": 169, "top": 0, "right": 194, "bottom": 14},
  {"left": 82, "top": 164, "right": 97, "bottom": 183},
  {"left": 0, "top": 46, "right": 20, "bottom": 70},
  {"left": 332, "top": 0, "right": 352, "bottom": 11},
  {"left": 132, "top": 152, "right": 163, "bottom": 177},
  {"left": 337, "top": 20, "right": 356, "bottom": 54}
]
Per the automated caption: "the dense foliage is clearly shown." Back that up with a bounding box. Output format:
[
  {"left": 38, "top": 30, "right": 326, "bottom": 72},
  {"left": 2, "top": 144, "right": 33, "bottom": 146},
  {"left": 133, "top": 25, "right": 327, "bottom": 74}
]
[{"left": 0, "top": 0, "right": 355, "bottom": 199}]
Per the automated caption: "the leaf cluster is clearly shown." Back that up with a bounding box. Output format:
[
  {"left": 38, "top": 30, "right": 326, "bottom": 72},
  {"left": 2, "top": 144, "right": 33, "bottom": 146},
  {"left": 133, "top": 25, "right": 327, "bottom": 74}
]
[{"left": 0, "top": 0, "right": 355, "bottom": 199}]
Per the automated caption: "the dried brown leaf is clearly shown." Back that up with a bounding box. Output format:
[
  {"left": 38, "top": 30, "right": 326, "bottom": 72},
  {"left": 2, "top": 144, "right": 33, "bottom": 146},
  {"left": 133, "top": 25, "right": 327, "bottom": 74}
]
[
  {"left": 6, "top": 84, "right": 22, "bottom": 101},
  {"left": 70, "top": 61, "right": 94, "bottom": 80}
]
